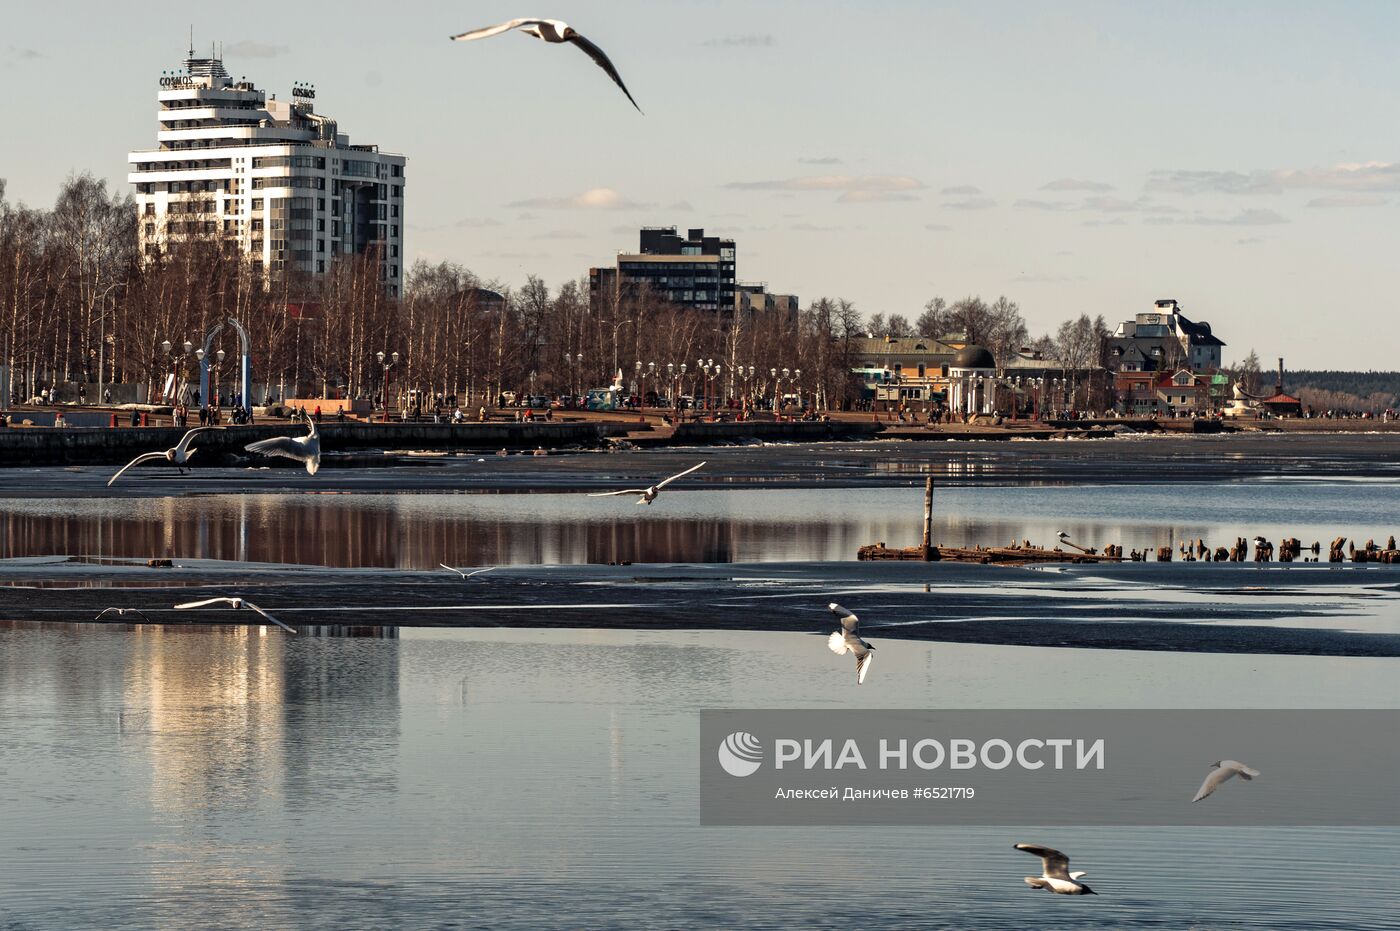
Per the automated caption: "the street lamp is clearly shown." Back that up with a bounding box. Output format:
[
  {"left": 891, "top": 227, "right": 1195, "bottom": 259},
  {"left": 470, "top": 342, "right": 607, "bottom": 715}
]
[{"left": 376, "top": 350, "right": 399, "bottom": 422}]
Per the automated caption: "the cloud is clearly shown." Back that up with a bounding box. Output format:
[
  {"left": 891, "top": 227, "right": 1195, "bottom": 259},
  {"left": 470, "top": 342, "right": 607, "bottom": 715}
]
[
  {"left": 508, "top": 187, "right": 650, "bottom": 210},
  {"left": 1235, "top": 237, "right": 1264, "bottom": 245},
  {"left": 454, "top": 217, "right": 503, "bottom": 229},
  {"left": 792, "top": 222, "right": 844, "bottom": 232},
  {"left": 1081, "top": 218, "right": 1127, "bottom": 227},
  {"left": 940, "top": 185, "right": 982, "bottom": 195},
  {"left": 725, "top": 175, "right": 924, "bottom": 203},
  {"left": 1041, "top": 178, "right": 1115, "bottom": 192},
  {"left": 1147, "top": 208, "right": 1289, "bottom": 226},
  {"left": 942, "top": 197, "right": 996, "bottom": 210},
  {"left": 5, "top": 45, "right": 42, "bottom": 60},
  {"left": 223, "top": 40, "right": 291, "bottom": 59},
  {"left": 1014, "top": 198, "right": 1076, "bottom": 212},
  {"left": 838, "top": 190, "right": 918, "bottom": 203},
  {"left": 1011, "top": 273, "right": 1079, "bottom": 284},
  {"left": 702, "top": 34, "right": 776, "bottom": 47},
  {"left": 667, "top": 200, "right": 695, "bottom": 212},
  {"left": 727, "top": 175, "right": 923, "bottom": 193},
  {"left": 1016, "top": 195, "right": 1179, "bottom": 215},
  {"left": 1147, "top": 162, "right": 1400, "bottom": 195},
  {"left": 924, "top": 223, "right": 952, "bottom": 232},
  {"left": 533, "top": 229, "right": 586, "bottom": 240},
  {"left": 1305, "top": 194, "right": 1389, "bottom": 208},
  {"left": 798, "top": 156, "right": 843, "bottom": 165}
]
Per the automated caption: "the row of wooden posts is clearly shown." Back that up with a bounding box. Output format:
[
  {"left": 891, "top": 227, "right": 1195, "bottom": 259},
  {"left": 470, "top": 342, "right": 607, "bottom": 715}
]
[{"left": 856, "top": 478, "right": 1400, "bottom": 565}]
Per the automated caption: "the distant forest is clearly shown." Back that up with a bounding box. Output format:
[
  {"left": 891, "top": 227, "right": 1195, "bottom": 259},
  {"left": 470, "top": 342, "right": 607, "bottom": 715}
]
[{"left": 1285, "top": 370, "right": 1400, "bottom": 413}]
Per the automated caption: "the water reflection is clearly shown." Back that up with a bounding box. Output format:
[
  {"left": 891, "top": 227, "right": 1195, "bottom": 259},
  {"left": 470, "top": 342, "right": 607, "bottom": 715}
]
[
  {"left": 1, "top": 625, "right": 1397, "bottom": 929},
  {"left": 4, "top": 483, "right": 1400, "bottom": 567}
]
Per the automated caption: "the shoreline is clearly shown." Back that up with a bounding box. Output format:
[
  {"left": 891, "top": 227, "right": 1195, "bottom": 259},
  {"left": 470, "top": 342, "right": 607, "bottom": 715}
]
[
  {"left": 4, "top": 411, "right": 1400, "bottom": 468},
  {"left": 2, "top": 432, "right": 1399, "bottom": 497}
]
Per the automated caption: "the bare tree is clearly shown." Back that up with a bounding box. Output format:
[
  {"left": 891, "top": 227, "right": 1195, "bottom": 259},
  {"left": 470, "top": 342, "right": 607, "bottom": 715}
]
[{"left": 915, "top": 297, "right": 947, "bottom": 339}]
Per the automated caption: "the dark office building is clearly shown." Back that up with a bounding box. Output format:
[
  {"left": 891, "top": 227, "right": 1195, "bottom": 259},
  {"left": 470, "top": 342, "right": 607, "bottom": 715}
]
[{"left": 590, "top": 226, "right": 736, "bottom": 312}]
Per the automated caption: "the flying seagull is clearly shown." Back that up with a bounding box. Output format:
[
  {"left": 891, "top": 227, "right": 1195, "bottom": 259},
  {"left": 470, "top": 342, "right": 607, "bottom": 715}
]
[
  {"left": 827, "top": 602, "right": 875, "bottom": 684},
  {"left": 174, "top": 596, "right": 297, "bottom": 633},
  {"left": 588, "top": 461, "right": 705, "bottom": 505},
  {"left": 439, "top": 564, "right": 496, "bottom": 580},
  {"left": 450, "top": 18, "right": 642, "bottom": 112},
  {"left": 1014, "top": 843, "right": 1097, "bottom": 895},
  {"left": 108, "top": 427, "right": 215, "bottom": 485},
  {"left": 1192, "top": 759, "right": 1261, "bottom": 802},
  {"left": 95, "top": 607, "right": 151, "bottom": 622},
  {"left": 244, "top": 413, "right": 320, "bottom": 475}
]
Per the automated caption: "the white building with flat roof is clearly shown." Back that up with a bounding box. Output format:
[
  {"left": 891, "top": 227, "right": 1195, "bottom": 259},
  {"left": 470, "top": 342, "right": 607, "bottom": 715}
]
[{"left": 128, "top": 48, "right": 406, "bottom": 295}]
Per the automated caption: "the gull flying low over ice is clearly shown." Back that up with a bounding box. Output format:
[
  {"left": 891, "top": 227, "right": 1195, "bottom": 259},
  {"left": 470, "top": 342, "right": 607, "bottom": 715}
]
[
  {"left": 95, "top": 607, "right": 151, "bottom": 622},
  {"left": 439, "top": 564, "right": 496, "bottom": 580},
  {"left": 108, "top": 427, "right": 215, "bottom": 485},
  {"left": 1192, "top": 759, "right": 1261, "bottom": 802},
  {"left": 174, "top": 596, "right": 297, "bottom": 633},
  {"left": 450, "top": 18, "right": 642, "bottom": 112},
  {"left": 588, "top": 461, "right": 705, "bottom": 505},
  {"left": 244, "top": 414, "right": 321, "bottom": 475},
  {"left": 1015, "top": 843, "right": 1097, "bottom": 895},
  {"left": 827, "top": 602, "right": 875, "bottom": 684}
]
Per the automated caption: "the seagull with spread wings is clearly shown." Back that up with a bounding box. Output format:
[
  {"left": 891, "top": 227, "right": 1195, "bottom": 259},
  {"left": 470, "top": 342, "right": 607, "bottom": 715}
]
[
  {"left": 108, "top": 427, "right": 215, "bottom": 485},
  {"left": 244, "top": 413, "right": 320, "bottom": 475},
  {"left": 1192, "top": 759, "right": 1260, "bottom": 802},
  {"left": 95, "top": 607, "right": 152, "bottom": 622},
  {"left": 439, "top": 564, "right": 496, "bottom": 580},
  {"left": 827, "top": 602, "right": 875, "bottom": 684},
  {"left": 1014, "top": 843, "right": 1097, "bottom": 895},
  {"left": 588, "top": 461, "right": 705, "bottom": 505},
  {"left": 174, "top": 596, "right": 297, "bottom": 633},
  {"left": 450, "top": 18, "right": 643, "bottom": 112}
]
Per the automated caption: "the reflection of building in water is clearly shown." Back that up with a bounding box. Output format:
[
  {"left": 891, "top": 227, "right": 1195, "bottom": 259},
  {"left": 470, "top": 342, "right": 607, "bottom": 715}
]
[
  {"left": 126, "top": 626, "right": 289, "bottom": 814},
  {"left": 5, "top": 494, "right": 853, "bottom": 566},
  {"left": 120, "top": 626, "right": 401, "bottom": 815}
]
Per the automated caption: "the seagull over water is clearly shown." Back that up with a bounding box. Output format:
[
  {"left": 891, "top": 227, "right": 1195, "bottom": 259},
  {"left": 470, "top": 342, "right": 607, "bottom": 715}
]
[
  {"left": 174, "top": 596, "right": 297, "bottom": 633},
  {"left": 827, "top": 602, "right": 875, "bottom": 684},
  {"left": 1192, "top": 759, "right": 1261, "bottom": 802},
  {"left": 588, "top": 461, "right": 705, "bottom": 505},
  {"left": 1015, "top": 843, "right": 1097, "bottom": 895},
  {"left": 450, "top": 18, "right": 643, "bottom": 112},
  {"left": 108, "top": 427, "right": 215, "bottom": 485},
  {"left": 244, "top": 414, "right": 321, "bottom": 475},
  {"left": 439, "top": 564, "right": 496, "bottom": 580},
  {"left": 95, "top": 607, "right": 151, "bottom": 622}
]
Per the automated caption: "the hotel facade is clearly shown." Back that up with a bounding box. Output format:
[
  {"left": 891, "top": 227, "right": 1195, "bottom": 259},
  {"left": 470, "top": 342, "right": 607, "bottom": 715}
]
[{"left": 128, "top": 49, "right": 406, "bottom": 294}]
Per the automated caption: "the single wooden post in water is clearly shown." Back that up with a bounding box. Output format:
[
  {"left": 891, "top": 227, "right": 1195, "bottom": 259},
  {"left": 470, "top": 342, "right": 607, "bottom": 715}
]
[{"left": 921, "top": 476, "right": 934, "bottom": 561}]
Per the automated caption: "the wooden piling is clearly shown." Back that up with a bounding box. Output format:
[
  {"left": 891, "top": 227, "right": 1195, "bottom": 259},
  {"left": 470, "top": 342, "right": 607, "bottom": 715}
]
[{"left": 922, "top": 476, "right": 934, "bottom": 561}]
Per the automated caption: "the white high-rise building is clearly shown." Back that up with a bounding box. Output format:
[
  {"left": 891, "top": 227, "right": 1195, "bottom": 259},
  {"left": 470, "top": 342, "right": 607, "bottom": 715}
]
[{"left": 128, "top": 48, "right": 406, "bottom": 295}]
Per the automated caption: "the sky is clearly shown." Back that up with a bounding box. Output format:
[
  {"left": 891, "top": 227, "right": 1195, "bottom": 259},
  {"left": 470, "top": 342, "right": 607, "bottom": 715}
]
[{"left": 3, "top": 0, "right": 1398, "bottom": 369}]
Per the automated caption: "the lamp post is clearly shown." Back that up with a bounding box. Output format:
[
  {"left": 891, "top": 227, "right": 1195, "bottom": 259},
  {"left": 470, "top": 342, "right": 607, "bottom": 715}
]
[
  {"left": 376, "top": 350, "right": 400, "bottom": 423},
  {"left": 678, "top": 363, "right": 687, "bottom": 417},
  {"left": 564, "top": 351, "right": 583, "bottom": 401},
  {"left": 161, "top": 340, "right": 174, "bottom": 407},
  {"left": 609, "top": 318, "right": 632, "bottom": 381}
]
